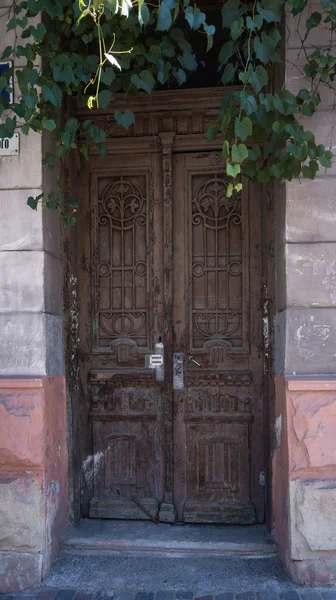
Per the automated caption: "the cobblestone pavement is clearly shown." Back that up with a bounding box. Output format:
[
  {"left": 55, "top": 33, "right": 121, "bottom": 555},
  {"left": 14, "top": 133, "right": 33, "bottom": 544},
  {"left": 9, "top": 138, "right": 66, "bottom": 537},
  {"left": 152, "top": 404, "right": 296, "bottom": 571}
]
[{"left": 2, "top": 588, "right": 336, "bottom": 600}]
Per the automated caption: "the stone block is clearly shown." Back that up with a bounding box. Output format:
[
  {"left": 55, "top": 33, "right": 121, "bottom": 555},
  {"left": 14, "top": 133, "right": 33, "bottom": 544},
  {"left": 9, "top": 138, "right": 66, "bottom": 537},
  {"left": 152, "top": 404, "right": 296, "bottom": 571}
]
[
  {"left": 0, "top": 313, "right": 63, "bottom": 375},
  {"left": 0, "top": 189, "right": 44, "bottom": 251},
  {"left": 285, "top": 1, "right": 336, "bottom": 49},
  {"left": 286, "top": 243, "right": 336, "bottom": 307},
  {"left": 290, "top": 479, "right": 336, "bottom": 559},
  {"left": 0, "top": 551, "right": 42, "bottom": 593},
  {"left": 0, "top": 473, "right": 45, "bottom": 552},
  {"left": 283, "top": 308, "right": 336, "bottom": 375},
  {"left": 0, "top": 382, "right": 45, "bottom": 470},
  {"left": 0, "top": 250, "right": 44, "bottom": 312},
  {"left": 287, "top": 380, "right": 336, "bottom": 471},
  {"left": 0, "top": 129, "right": 42, "bottom": 189},
  {"left": 286, "top": 178, "right": 336, "bottom": 243},
  {"left": 0, "top": 313, "right": 46, "bottom": 375}
]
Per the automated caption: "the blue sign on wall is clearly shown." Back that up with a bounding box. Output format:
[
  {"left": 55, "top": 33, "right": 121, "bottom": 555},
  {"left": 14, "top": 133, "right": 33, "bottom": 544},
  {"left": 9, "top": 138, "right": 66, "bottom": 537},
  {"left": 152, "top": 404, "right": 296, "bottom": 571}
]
[{"left": 0, "top": 61, "right": 13, "bottom": 104}]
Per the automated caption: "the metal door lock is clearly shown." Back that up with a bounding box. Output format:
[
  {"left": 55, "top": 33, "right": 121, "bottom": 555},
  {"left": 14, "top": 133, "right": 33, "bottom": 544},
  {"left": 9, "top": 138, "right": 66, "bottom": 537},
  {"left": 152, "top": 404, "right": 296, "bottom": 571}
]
[{"left": 146, "top": 340, "right": 164, "bottom": 381}]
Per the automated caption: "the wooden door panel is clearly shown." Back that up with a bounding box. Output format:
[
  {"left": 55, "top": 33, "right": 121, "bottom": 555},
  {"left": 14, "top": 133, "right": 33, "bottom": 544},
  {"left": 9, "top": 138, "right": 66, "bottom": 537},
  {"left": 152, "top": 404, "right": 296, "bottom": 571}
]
[
  {"left": 88, "top": 154, "right": 166, "bottom": 520},
  {"left": 172, "top": 152, "right": 264, "bottom": 524}
]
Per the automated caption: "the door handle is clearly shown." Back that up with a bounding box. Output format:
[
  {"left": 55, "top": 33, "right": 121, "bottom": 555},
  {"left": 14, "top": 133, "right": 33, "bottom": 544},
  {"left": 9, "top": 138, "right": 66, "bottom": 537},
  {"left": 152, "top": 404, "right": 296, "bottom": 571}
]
[{"left": 188, "top": 355, "right": 203, "bottom": 368}]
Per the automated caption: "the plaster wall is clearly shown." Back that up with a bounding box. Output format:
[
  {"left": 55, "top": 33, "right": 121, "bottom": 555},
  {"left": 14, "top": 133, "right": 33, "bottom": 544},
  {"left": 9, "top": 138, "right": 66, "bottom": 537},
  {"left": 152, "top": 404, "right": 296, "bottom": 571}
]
[
  {"left": 0, "top": 7, "right": 67, "bottom": 592},
  {"left": 273, "top": 5, "right": 336, "bottom": 585}
]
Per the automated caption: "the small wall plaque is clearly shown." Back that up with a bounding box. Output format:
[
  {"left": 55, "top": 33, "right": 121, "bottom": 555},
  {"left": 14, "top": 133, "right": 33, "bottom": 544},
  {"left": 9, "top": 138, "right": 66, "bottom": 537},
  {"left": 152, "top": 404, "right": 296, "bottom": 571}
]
[{"left": 0, "top": 133, "right": 19, "bottom": 156}]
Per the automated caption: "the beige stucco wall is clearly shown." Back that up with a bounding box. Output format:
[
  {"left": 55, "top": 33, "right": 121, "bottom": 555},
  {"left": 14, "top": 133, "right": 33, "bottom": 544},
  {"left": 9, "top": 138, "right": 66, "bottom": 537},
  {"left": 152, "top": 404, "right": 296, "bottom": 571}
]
[{"left": 273, "top": 3, "right": 336, "bottom": 585}]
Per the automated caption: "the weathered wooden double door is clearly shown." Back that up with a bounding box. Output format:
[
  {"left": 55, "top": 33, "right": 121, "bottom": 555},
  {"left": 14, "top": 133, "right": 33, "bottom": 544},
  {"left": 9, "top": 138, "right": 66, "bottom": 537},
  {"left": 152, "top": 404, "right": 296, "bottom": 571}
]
[{"left": 78, "top": 95, "right": 265, "bottom": 524}]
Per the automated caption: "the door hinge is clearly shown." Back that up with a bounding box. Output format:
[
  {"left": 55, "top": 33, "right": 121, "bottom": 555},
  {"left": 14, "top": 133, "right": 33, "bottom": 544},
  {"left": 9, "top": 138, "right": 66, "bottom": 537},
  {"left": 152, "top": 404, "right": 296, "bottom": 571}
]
[{"left": 259, "top": 470, "right": 266, "bottom": 486}]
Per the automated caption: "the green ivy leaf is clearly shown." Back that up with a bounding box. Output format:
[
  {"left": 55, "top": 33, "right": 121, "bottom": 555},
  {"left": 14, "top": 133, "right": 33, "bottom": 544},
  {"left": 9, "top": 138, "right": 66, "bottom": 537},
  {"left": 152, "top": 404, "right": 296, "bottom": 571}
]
[
  {"left": 227, "top": 182, "right": 234, "bottom": 197},
  {"left": 232, "top": 143, "right": 249, "bottom": 163},
  {"left": 248, "top": 64, "right": 268, "bottom": 93},
  {"left": 222, "top": 0, "right": 243, "bottom": 27},
  {"left": 173, "top": 67, "right": 186, "bottom": 85},
  {"left": 114, "top": 108, "right": 135, "bottom": 129},
  {"left": 1, "top": 46, "right": 13, "bottom": 60},
  {"left": 131, "top": 70, "right": 155, "bottom": 93},
  {"left": 185, "top": 6, "right": 206, "bottom": 29},
  {"left": 98, "top": 89, "right": 112, "bottom": 109},
  {"left": 230, "top": 17, "right": 244, "bottom": 41},
  {"left": 221, "top": 63, "right": 237, "bottom": 84},
  {"left": 306, "top": 11, "right": 322, "bottom": 30},
  {"left": 27, "top": 196, "right": 38, "bottom": 210},
  {"left": 42, "top": 118, "right": 56, "bottom": 131},
  {"left": 139, "top": 1, "right": 150, "bottom": 25},
  {"left": 319, "top": 153, "right": 333, "bottom": 168},
  {"left": 235, "top": 116, "right": 252, "bottom": 141},
  {"left": 42, "top": 83, "right": 62, "bottom": 108},
  {"left": 226, "top": 162, "right": 241, "bottom": 177},
  {"left": 218, "top": 40, "right": 235, "bottom": 65},
  {"left": 157, "top": 1, "right": 173, "bottom": 31},
  {"left": 206, "top": 124, "right": 219, "bottom": 141},
  {"left": 80, "top": 145, "right": 90, "bottom": 160},
  {"left": 302, "top": 160, "right": 319, "bottom": 178},
  {"left": 257, "top": 0, "right": 283, "bottom": 23},
  {"left": 243, "top": 94, "right": 258, "bottom": 115}
]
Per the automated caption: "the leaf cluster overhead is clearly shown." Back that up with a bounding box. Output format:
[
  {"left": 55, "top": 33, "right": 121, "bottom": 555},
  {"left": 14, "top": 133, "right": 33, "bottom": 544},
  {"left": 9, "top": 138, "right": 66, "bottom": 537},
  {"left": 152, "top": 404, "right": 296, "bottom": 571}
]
[{"left": 0, "top": 0, "right": 335, "bottom": 217}]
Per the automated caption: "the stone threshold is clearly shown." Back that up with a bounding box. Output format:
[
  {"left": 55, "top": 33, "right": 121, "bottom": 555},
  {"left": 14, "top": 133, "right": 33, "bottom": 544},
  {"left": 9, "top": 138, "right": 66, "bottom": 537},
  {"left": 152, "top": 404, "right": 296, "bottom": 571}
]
[{"left": 61, "top": 520, "right": 278, "bottom": 558}]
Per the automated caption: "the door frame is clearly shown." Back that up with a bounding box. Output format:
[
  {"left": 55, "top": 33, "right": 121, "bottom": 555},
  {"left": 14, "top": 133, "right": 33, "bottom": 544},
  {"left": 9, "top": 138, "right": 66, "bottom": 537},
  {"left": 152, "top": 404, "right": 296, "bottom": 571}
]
[{"left": 63, "top": 87, "right": 276, "bottom": 526}]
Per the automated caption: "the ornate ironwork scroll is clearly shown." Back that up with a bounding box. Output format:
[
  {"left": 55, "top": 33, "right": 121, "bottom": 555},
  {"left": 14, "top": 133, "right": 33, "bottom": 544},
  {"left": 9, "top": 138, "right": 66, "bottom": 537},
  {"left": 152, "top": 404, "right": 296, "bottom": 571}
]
[
  {"left": 95, "top": 175, "right": 149, "bottom": 352},
  {"left": 190, "top": 174, "right": 243, "bottom": 353}
]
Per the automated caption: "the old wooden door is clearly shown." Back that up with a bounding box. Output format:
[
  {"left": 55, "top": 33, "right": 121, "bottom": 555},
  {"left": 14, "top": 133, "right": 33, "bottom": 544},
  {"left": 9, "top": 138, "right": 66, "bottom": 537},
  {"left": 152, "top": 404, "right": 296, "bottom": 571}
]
[
  {"left": 76, "top": 95, "right": 265, "bottom": 523},
  {"left": 86, "top": 151, "right": 168, "bottom": 520},
  {"left": 172, "top": 152, "right": 264, "bottom": 524}
]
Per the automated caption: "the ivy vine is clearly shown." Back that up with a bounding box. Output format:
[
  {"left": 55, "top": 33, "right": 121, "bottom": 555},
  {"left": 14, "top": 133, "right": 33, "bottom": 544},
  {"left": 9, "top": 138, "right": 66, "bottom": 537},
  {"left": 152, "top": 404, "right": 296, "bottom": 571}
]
[{"left": 0, "top": 0, "right": 335, "bottom": 220}]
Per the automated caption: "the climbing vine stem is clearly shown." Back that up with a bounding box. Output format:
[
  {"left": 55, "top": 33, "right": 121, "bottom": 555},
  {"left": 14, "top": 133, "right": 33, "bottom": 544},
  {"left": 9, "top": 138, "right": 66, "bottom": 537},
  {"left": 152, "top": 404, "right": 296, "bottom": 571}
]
[{"left": 0, "top": 0, "right": 335, "bottom": 221}]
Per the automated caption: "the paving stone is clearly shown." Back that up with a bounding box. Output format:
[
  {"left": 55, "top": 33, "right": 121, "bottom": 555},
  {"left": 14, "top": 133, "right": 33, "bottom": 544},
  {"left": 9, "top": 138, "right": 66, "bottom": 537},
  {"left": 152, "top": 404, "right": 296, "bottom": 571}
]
[
  {"left": 216, "top": 594, "right": 234, "bottom": 600},
  {"left": 300, "top": 592, "right": 323, "bottom": 600},
  {"left": 113, "top": 593, "right": 134, "bottom": 600},
  {"left": 257, "top": 593, "right": 279, "bottom": 600},
  {"left": 156, "top": 593, "right": 174, "bottom": 600},
  {"left": 55, "top": 591, "right": 77, "bottom": 600},
  {"left": 176, "top": 594, "right": 193, "bottom": 600},
  {"left": 135, "top": 593, "right": 154, "bottom": 600},
  {"left": 279, "top": 594, "right": 300, "bottom": 600},
  {"left": 195, "top": 596, "right": 213, "bottom": 600},
  {"left": 74, "top": 595, "right": 93, "bottom": 600},
  {"left": 237, "top": 594, "right": 255, "bottom": 600}
]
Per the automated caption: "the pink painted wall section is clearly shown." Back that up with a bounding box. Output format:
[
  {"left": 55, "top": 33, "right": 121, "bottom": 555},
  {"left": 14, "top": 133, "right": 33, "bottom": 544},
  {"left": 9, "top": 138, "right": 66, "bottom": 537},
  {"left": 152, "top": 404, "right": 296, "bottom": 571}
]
[
  {"left": 0, "top": 377, "right": 68, "bottom": 592},
  {"left": 273, "top": 378, "right": 336, "bottom": 586}
]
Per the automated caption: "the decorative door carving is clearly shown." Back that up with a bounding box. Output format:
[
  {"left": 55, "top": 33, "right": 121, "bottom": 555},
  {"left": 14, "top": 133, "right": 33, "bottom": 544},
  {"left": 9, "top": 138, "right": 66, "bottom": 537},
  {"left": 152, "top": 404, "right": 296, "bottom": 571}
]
[
  {"left": 172, "top": 152, "right": 264, "bottom": 524},
  {"left": 88, "top": 154, "right": 172, "bottom": 521},
  {"left": 76, "top": 97, "right": 265, "bottom": 524}
]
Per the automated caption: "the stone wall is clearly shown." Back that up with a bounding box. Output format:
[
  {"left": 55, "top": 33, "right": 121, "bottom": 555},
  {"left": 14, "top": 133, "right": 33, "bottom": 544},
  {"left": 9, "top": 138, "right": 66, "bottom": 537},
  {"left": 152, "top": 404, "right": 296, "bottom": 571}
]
[
  {"left": 0, "top": 5, "right": 67, "bottom": 592},
  {"left": 273, "top": 3, "right": 336, "bottom": 585},
  {"left": 0, "top": 378, "right": 68, "bottom": 591}
]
